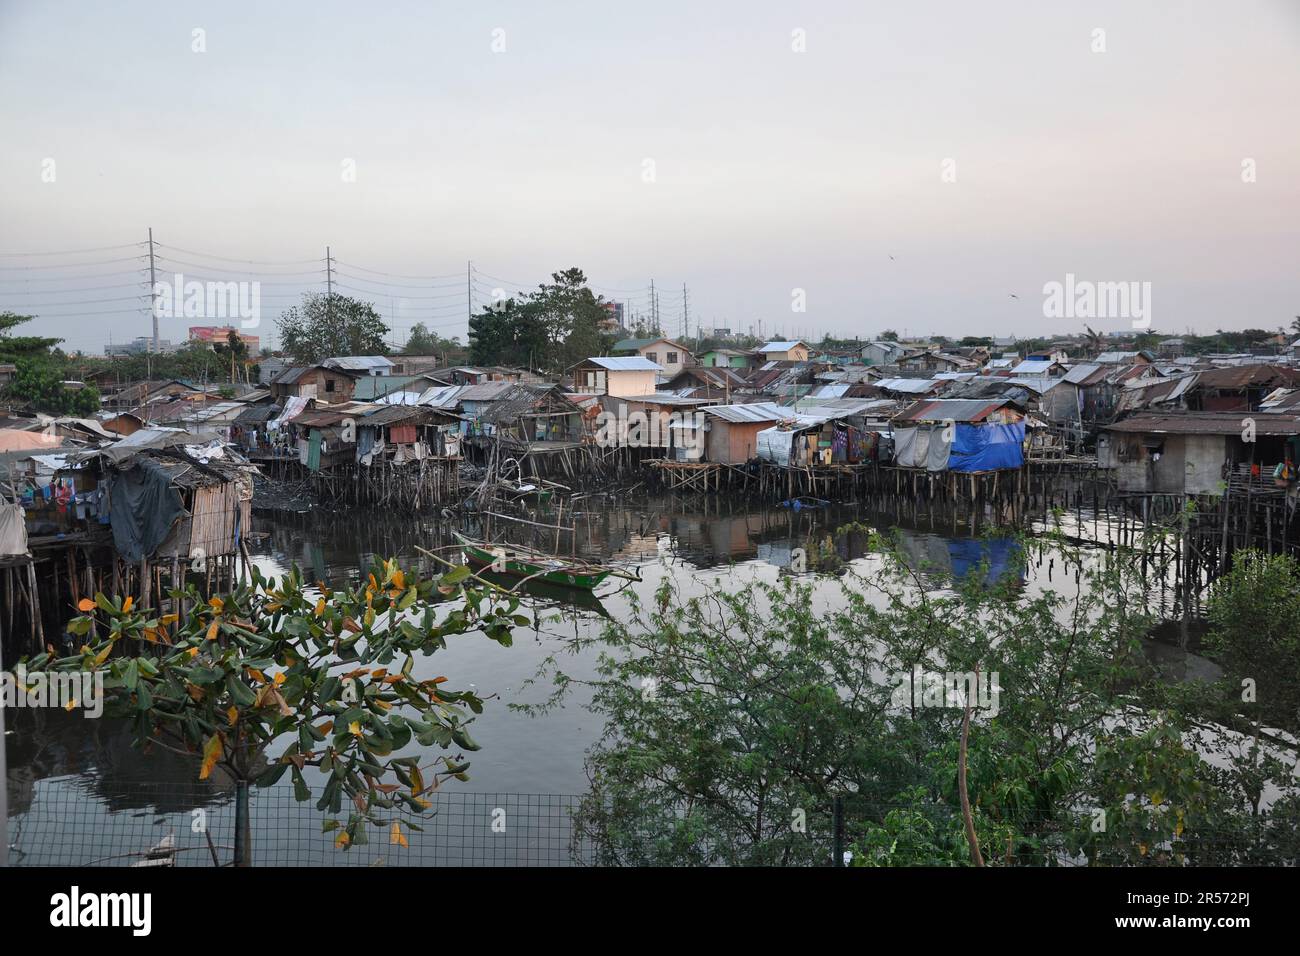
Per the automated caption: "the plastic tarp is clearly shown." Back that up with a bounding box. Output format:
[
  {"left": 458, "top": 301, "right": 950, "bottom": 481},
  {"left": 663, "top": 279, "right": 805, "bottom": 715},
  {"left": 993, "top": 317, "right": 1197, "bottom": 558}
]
[
  {"left": 927, "top": 428, "right": 951, "bottom": 472},
  {"left": 756, "top": 427, "right": 797, "bottom": 466},
  {"left": 107, "top": 458, "right": 185, "bottom": 563},
  {"left": 892, "top": 427, "right": 919, "bottom": 468},
  {"left": 0, "top": 502, "right": 29, "bottom": 557},
  {"left": 947, "top": 536, "right": 1023, "bottom": 585},
  {"left": 949, "top": 422, "right": 1025, "bottom": 473}
]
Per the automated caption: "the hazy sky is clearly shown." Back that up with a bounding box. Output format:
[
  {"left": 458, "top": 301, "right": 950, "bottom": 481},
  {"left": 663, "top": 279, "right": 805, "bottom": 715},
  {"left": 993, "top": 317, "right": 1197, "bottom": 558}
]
[{"left": 2, "top": 0, "right": 1298, "bottom": 354}]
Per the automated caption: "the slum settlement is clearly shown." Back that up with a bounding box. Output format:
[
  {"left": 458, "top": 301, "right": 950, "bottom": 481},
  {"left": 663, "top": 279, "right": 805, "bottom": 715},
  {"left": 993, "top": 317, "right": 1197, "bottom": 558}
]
[{"left": 5, "top": 337, "right": 1300, "bottom": 648}]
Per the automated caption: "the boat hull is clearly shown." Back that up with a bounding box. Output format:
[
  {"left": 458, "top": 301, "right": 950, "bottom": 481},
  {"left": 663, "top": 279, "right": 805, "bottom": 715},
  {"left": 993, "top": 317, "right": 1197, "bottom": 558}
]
[{"left": 457, "top": 537, "right": 609, "bottom": 590}]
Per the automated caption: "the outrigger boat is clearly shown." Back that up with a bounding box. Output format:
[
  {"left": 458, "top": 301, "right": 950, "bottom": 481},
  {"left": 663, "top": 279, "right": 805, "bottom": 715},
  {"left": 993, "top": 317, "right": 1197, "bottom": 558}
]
[{"left": 453, "top": 531, "right": 634, "bottom": 591}]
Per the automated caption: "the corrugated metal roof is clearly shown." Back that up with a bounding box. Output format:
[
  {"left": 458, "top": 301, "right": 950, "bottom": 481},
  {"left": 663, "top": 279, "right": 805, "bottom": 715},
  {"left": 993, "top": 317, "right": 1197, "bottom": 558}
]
[
  {"left": 1063, "top": 363, "right": 1104, "bottom": 385},
  {"left": 876, "top": 378, "right": 941, "bottom": 394},
  {"left": 1011, "top": 359, "right": 1056, "bottom": 375},
  {"left": 1107, "top": 412, "right": 1300, "bottom": 436},
  {"left": 702, "top": 401, "right": 792, "bottom": 423},
  {"left": 416, "top": 384, "right": 468, "bottom": 409},
  {"left": 457, "top": 381, "right": 518, "bottom": 402},
  {"left": 759, "top": 341, "right": 806, "bottom": 352},
  {"left": 810, "top": 383, "right": 851, "bottom": 398},
  {"left": 323, "top": 356, "right": 395, "bottom": 372},
  {"left": 585, "top": 356, "right": 662, "bottom": 371},
  {"left": 892, "top": 398, "right": 1019, "bottom": 423}
]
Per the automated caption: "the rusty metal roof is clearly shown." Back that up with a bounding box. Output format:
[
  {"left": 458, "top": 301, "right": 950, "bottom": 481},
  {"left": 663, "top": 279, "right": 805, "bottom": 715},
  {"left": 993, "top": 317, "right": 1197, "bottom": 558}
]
[
  {"left": 892, "top": 398, "right": 1021, "bottom": 423},
  {"left": 1190, "top": 364, "right": 1300, "bottom": 390},
  {"left": 1106, "top": 411, "right": 1300, "bottom": 436}
]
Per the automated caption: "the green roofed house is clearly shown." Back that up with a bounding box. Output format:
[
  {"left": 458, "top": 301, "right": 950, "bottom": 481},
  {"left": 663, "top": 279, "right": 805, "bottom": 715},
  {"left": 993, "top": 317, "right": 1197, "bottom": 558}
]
[{"left": 698, "top": 348, "right": 752, "bottom": 370}]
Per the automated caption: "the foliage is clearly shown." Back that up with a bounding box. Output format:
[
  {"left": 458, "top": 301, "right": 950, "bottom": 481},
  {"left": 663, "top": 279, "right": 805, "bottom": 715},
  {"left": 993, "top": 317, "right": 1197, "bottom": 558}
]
[
  {"left": 468, "top": 268, "right": 613, "bottom": 373},
  {"left": 31, "top": 557, "right": 525, "bottom": 854},
  {"left": 0, "top": 310, "right": 63, "bottom": 360},
  {"left": 1203, "top": 549, "right": 1300, "bottom": 737},
  {"left": 3, "top": 357, "right": 100, "bottom": 415},
  {"left": 277, "top": 292, "right": 390, "bottom": 363},
  {"left": 403, "top": 322, "right": 462, "bottom": 359},
  {"left": 522, "top": 525, "right": 1300, "bottom": 865}
]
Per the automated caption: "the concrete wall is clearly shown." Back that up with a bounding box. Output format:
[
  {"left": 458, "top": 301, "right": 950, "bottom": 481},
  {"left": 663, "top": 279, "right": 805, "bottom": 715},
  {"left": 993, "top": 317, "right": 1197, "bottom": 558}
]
[
  {"left": 1108, "top": 432, "right": 1226, "bottom": 495},
  {"left": 605, "top": 369, "right": 659, "bottom": 398},
  {"left": 639, "top": 343, "right": 690, "bottom": 379},
  {"left": 1182, "top": 433, "right": 1227, "bottom": 495}
]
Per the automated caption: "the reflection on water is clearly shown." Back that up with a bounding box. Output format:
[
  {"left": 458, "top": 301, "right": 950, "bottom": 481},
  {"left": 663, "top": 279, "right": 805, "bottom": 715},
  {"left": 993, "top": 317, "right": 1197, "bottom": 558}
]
[{"left": 7, "top": 491, "right": 1208, "bottom": 864}]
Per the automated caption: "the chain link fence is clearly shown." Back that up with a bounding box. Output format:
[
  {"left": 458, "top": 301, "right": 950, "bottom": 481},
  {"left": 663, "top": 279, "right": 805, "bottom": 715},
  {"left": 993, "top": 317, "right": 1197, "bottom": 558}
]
[{"left": 8, "top": 777, "right": 1294, "bottom": 867}]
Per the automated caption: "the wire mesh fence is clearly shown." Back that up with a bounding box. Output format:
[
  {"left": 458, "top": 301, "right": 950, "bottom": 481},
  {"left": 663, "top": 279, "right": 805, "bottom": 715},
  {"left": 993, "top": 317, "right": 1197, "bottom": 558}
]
[
  {"left": 9, "top": 779, "right": 597, "bottom": 867},
  {"left": 8, "top": 777, "right": 1296, "bottom": 867}
]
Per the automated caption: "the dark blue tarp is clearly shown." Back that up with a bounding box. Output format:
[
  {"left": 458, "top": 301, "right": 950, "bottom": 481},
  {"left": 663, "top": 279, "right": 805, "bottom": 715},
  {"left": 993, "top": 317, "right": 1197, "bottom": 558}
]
[
  {"left": 948, "top": 422, "right": 1025, "bottom": 473},
  {"left": 107, "top": 458, "right": 185, "bottom": 563},
  {"left": 948, "top": 536, "right": 1024, "bottom": 586}
]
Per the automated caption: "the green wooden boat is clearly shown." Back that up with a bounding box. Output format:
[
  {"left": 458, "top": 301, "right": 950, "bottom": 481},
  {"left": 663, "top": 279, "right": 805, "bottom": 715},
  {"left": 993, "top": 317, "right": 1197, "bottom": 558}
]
[{"left": 453, "top": 532, "right": 612, "bottom": 590}]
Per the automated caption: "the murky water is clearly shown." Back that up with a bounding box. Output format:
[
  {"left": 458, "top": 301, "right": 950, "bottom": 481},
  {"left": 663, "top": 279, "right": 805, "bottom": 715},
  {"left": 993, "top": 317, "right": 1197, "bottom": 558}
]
[{"left": 4, "top": 491, "right": 1222, "bottom": 864}]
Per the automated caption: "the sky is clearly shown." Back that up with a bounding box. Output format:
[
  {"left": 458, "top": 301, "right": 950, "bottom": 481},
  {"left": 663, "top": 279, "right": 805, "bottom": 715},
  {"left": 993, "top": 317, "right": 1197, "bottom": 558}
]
[{"left": 1, "top": 0, "right": 1298, "bottom": 355}]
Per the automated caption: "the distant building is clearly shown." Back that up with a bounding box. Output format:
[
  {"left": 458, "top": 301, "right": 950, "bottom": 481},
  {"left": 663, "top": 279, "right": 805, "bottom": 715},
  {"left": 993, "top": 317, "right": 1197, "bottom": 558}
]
[
  {"left": 569, "top": 356, "right": 662, "bottom": 397},
  {"left": 756, "top": 340, "right": 811, "bottom": 362},
  {"left": 600, "top": 302, "right": 625, "bottom": 333},
  {"left": 861, "top": 341, "right": 906, "bottom": 366},
  {"left": 189, "top": 325, "right": 261, "bottom": 352},
  {"left": 269, "top": 365, "right": 356, "bottom": 403},
  {"left": 105, "top": 336, "right": 178, "bottom": 356},
  {"left": 322, "top": 356, "right": 394, "bottom": 377},
  {"left": 698, "top": 348, "right": 751, "bottom": 369},
  {"left": 612, "top": 337, "right": 693, "bottom": 379}
]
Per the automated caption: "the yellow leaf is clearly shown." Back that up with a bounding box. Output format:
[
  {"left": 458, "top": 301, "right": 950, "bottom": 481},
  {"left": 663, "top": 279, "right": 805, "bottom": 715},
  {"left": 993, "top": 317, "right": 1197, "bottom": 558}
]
[
  {"left": 392, "top": 569, "right": 405, "bottom": 590},
  {"left": 314, "top": 598, "right": 325, "bottom": 618},
  {"left": 187, "top": 647, "right": 199, "bottom": 658},
  {"left": 93, "top": 643, "right": 112, "bottom": 666},
  {"left": 64, "top": 698, "right": 78, "bottom": 712},
  {"left": 372, "top": 698, "right": 391, "bottom": 711},
  {"left": 209, "top": 596, "right": 224, "bottom": 612},
  {"left": 77, "top": 598, "right": 95, "bottom": 612},
  {"left": 412, "top": 796, "right": 431, "bottom": 810},
  {"left": 273, "top": 671, "right": 286, "bottom": 686},
  {"left": 246, "top": 667, "right": 266, "bottom": 684},
  {"left": 317, "top": 721, "right": 333, "bottom": 734},
  {"left": 226, "top": 706, "right": 238, "bottom": 726},
  {"left": 122, "top": 596, "right": 134, "bottom": 613},
  {"left": 206, "top": 619, "right": 219, "bottom": 641},
  {"left": 199, "top": 734, "right": 223, "bottom": 780},
  {"left": 348, "top": 721, "right": 362, "bottom": 737},
  {"left": 334, "top": 831, "right": 350, "bottom": 849},
  {"left": 142, "top": 628, "right": 158, "bottom": 644},
  {"left": 161, "top": 613, "right": 179, "bottom": 626},
  {"left": 410, "top": 766, "right": 425, "bottom": 796},
  {"left": 390, "top": 821, "right": 408, "bottom": 848}
]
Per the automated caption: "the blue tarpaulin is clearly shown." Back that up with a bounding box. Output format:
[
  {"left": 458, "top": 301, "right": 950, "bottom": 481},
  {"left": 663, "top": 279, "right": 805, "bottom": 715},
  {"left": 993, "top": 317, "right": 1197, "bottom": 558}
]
[{"left": 948, "top": 422, "right": 1025, "bottom": 473}]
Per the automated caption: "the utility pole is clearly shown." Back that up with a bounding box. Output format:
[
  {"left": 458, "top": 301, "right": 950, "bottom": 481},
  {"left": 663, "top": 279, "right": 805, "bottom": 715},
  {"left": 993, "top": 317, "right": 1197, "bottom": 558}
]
[
  {"left": 649, "top": 279, "right": 657, "bottom": 334},
  {"left": 467, "top": 260, "right": 473, "bottom": 325},
  {"left": 682, "top": 282, "right": 689, "bottom": 344},
  {"left": 148, "top": 227, "right": 158, "bottom": 353},
  {"left": 325, "top": 246, "right": 334, "bottom": 337}
]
